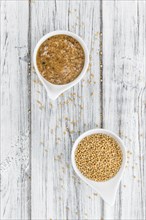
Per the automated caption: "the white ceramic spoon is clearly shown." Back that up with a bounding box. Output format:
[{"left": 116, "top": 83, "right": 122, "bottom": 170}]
[
  {"left": 33, "top": 30, "right": 89, "bottom": 100},
  {"left": 71, "top": 129, "right": 126, "bottom": 206}
]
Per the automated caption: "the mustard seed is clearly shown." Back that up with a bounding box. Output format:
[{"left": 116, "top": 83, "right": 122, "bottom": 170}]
[
  {"left": 75, "top": 133, "right": 123, "bottom": 182},
  {"left": 37, "top": 35, "right": 85, "bottom": 85}
]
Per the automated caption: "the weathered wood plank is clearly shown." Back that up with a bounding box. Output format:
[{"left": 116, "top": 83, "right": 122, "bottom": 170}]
[
  {"left": 102, "top": 1, "right": 146, "bottom": 219},
  {"left": 31, "top": 0, "right": 102, "bottom": 219},
  {"left": 1, "top": 0, "right": 145, "bottom": 219},
  {"left": 1, "top": 1, "right": 31, "bottom": 219}
]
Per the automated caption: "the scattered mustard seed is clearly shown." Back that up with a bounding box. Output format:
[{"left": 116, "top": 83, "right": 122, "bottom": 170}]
[{"left": 93, "top": 193, "right": 98, "bottom": 196}]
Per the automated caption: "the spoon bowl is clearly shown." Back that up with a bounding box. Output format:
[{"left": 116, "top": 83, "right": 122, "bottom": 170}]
[
  {"left": 71, "top": 129, "right": 126, "bottom": 206},
  {"left": 33, "top": 30, "right": 89, "bottom": 100}
]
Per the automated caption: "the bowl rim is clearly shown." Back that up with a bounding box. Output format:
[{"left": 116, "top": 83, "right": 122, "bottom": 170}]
[{"left": 33, "top": 30, "right": 89, "bottom": 87}]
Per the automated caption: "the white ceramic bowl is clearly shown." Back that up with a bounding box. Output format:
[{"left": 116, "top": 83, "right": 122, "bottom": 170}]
[
  {"left": 71, "top": 129, "right": 126, "bottom": 206},
  {"left": 33, "top": 30, "right": 89, "bottom": 100}
]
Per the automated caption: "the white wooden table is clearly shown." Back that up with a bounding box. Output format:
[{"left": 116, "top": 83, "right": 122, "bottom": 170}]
[{"left": 1, "top": 0, "right": 146, "bottom": 219}]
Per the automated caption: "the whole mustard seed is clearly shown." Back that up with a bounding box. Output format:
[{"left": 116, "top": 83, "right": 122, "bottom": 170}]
[{"left": 75, "top": 134, "right": 123, "bottom": 182}]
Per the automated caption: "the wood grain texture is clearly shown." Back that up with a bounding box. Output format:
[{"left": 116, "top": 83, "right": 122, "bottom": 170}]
[
  {"left": 1, "top": 0, "right": 146, "bottom": 219},
  {"left": 31, "top": 0, "right": 102, "bottom": 219},
  {"left": 102, "top": 1, "right": 146, "bottom": 219},
  {"left": 1, "top": 1, "right": 31, "bottom": 219}
]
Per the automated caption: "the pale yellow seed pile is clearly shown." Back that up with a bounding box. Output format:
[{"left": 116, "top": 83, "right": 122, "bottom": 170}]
[{"left": 75, "top": 134, "right": 123, "bottom": 182}]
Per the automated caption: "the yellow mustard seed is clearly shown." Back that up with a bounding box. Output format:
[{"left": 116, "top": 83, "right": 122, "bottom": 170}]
[{"left": 75, "top": 133, "right": 123, "bottom": 182}]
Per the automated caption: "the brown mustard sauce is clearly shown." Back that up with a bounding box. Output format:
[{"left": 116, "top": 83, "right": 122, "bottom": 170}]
[{"left": 36, "top": 35, "right": 85, "bottom": 85}]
